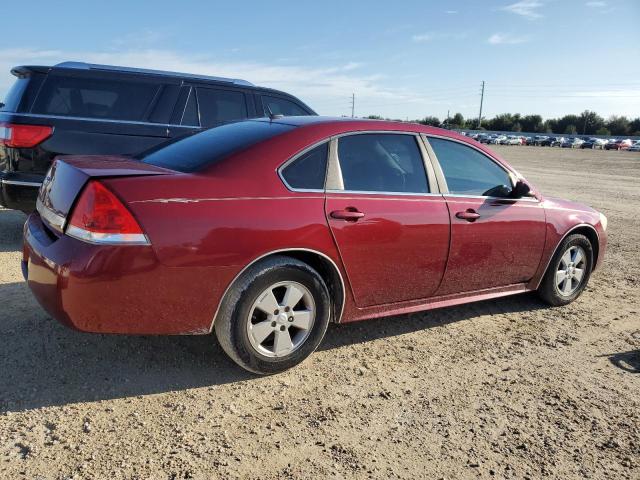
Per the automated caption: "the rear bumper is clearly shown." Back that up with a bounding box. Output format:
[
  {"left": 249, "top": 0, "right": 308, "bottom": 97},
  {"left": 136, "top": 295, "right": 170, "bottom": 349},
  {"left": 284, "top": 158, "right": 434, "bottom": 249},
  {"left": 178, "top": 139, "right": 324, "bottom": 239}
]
[
  {"left": 0, "top": 172, "right": 43, "bottom": 212},
  {"left": 23, "top": 212, "right": 234, "bottom": 335}
]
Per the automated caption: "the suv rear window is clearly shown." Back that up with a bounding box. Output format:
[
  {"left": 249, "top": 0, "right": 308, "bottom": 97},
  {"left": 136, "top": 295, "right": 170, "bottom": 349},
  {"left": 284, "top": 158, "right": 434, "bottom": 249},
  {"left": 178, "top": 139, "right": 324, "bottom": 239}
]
[
  {"left": 31, "top": 74, "right": 160, "bottom": 121},
  {"left": 140, "top": 120, "right": 295, "bottom": 172}
]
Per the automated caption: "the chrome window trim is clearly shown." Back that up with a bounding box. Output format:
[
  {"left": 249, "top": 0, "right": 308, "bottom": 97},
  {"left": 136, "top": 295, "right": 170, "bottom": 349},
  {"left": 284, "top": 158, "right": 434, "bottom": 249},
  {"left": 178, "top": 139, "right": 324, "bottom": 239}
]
[
  {"left": 331, "top": 131, "right": 434, "bottom": 196},
  {"left": 423, "top": 134, "right": 539, "bottom": 203},
  {"left": 326, "top": 189, "right": 443, "bottom": 197},
  {"left": 9, "top": 112, "right": 176, "bottom": 128},
  {"left": 1, "top": 179, "right": 43, "bottom": 187},
  {"left": 533, "top": 223, "right": 600, "bottom": 289},
  {"left": 276, "top": 138, "right": 331, "bottom": 193},
  {"left": 443, "top": 193, "right": 540, "bottom": 203},
  {"left": 208, "top": 248, "right": 347, "bottom": 332}
]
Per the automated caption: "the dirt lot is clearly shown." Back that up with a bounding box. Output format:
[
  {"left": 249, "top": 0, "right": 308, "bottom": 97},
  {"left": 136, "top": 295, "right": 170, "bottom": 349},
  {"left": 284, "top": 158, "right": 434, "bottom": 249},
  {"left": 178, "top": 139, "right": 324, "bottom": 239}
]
[{"left": 1, "top": 146, "right": 638, "bottom": 479}]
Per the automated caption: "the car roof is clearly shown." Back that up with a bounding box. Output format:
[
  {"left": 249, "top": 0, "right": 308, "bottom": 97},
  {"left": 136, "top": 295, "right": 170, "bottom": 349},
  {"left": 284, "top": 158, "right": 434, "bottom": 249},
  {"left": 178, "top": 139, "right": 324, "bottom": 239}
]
[{"left": 249, "top": 115, "right": 457, "bottom": 136}]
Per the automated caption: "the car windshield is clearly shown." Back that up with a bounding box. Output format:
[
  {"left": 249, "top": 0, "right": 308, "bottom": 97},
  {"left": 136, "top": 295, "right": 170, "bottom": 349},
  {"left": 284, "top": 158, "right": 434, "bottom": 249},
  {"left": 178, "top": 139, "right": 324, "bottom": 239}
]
[{"left": 139, "top": 120, "right": 295, "bottom": 172}]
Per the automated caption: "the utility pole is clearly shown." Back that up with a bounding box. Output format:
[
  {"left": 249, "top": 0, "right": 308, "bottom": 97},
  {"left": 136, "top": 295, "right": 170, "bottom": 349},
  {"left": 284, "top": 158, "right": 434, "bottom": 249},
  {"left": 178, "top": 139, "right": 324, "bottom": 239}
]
[
  {"left": 350, "top": 93, "right": 355, "bottom": 118},
  {"left": 477, "top": 81, "right": 485, "bottom": 129},
  {"left": 446, "top": 110, "right": 450, "bottom": 128}
]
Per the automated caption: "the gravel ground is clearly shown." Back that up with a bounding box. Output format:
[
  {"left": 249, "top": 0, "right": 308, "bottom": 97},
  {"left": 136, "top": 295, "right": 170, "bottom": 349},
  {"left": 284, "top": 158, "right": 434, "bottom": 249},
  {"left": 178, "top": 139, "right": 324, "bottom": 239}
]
[{"left": 1, "top": 146, "right": 638, "bottom": 479}]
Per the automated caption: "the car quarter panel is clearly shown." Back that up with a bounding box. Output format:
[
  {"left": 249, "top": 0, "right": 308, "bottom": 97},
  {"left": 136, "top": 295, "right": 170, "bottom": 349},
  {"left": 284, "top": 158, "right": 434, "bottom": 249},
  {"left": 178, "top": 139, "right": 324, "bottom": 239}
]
[{"left": 24, "top": 213, "right": 237, "bottom": 334}]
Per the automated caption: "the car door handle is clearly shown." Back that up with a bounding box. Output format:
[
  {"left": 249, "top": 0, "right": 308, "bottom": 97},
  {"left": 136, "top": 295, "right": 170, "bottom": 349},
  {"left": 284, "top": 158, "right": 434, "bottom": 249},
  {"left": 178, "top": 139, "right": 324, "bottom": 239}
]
[
  {"left": 455, "top": 209, "right": 481, "bottom": 222},
  {"left": 330, "top": 208, "right": 365, "bottom": 222}
]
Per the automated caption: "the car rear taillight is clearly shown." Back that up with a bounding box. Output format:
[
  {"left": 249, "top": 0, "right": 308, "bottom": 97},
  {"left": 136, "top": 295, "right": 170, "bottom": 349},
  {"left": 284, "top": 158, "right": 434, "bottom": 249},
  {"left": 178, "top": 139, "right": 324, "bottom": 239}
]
[
  {"left": 0, "top": 122, "right": 53, "bottom": 148},
  {"left": 66, "top": 180, "right": 149, "bottom": 245}
]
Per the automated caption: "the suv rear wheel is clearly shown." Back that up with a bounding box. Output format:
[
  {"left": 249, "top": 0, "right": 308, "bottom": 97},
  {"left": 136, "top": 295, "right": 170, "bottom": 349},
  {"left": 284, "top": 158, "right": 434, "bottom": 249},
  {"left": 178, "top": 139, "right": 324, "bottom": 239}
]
[{"left": 214, "top": 255, "right": 331, "bottom": 374}]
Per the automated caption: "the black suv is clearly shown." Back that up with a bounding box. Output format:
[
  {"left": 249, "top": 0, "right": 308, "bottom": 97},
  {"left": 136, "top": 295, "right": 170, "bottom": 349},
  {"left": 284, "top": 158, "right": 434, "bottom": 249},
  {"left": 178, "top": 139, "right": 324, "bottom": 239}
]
[{"left": 0, "top": 62, "right": 316, "bottom": 212}]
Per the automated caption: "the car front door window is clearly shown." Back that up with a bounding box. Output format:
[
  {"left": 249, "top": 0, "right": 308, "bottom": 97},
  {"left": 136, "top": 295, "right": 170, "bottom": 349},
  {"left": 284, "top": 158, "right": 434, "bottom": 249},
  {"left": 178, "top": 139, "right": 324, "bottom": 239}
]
[{"left": 428, "top": 137, "right": 512, "bottom": 196}]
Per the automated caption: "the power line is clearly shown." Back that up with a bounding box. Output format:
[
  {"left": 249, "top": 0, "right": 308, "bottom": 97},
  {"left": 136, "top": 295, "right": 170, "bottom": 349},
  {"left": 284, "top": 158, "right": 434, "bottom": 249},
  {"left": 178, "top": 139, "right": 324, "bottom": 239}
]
[{"left": 477, "top": 81, "right": 485, "bottom": 128}]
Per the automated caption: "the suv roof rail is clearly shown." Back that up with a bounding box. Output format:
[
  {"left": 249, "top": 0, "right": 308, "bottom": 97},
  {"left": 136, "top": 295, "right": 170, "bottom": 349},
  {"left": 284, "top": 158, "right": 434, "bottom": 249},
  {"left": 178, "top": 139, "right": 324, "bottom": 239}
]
[{"left": 53, "top": 61, "right": 255, "bottom": 87}]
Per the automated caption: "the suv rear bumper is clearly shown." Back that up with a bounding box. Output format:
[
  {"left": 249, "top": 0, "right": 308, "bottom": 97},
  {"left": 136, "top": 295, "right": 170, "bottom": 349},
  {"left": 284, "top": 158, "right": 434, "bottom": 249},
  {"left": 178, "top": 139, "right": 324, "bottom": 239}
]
[{"left": 0, "top": 172, "right": 43, "bottom": 212}]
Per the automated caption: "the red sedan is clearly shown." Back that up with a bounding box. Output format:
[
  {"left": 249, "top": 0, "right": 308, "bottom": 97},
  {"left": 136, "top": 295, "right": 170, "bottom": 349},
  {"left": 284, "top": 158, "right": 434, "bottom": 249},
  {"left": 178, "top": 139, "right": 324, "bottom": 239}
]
[{"left": 23, "top": 117, "right": 607, "bottom": 374}]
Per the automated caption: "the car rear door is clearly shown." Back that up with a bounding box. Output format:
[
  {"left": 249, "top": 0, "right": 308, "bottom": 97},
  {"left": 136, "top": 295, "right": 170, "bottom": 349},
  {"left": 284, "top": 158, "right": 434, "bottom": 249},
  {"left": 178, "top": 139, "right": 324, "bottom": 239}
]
[
  {"left": 324, "top": 132, "right": 450, "bottom": 308},
  {"left": 425, "top": 136, "right": 546, "bottom": 295}
]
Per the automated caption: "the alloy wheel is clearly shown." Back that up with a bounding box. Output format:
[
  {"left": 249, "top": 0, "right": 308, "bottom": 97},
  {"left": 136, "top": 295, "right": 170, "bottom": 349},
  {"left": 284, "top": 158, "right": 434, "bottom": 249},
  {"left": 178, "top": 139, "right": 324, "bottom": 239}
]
[
  {"left": 246, "top": 281, "right": 316, "bottom": 357},
  {"left": 555, "top": 245, "right": 587, "bottom": 296}
]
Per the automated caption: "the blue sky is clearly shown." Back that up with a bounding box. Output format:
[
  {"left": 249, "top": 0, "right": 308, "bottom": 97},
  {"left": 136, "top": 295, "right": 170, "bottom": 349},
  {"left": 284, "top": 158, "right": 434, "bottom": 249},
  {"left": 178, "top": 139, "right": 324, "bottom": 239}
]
[{"left": 1, "top": 0, "right": 638, "bottom": 120}]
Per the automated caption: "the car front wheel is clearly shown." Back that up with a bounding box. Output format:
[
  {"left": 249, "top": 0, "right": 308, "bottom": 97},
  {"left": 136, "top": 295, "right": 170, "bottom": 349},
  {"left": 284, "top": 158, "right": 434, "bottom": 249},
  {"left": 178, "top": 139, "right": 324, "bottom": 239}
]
[
  {"left": 214, "top": 255, "right": 331, "bottom": 374},
  {"left": 537, "top": 233, "right": 593, "bottom": 306}
]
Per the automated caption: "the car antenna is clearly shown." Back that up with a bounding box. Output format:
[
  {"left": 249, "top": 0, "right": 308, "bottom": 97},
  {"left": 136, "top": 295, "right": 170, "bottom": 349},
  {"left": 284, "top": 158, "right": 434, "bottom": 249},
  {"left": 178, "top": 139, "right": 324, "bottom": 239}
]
[{"left": 265, "top": 104, "right": 283, "bottom": 121}]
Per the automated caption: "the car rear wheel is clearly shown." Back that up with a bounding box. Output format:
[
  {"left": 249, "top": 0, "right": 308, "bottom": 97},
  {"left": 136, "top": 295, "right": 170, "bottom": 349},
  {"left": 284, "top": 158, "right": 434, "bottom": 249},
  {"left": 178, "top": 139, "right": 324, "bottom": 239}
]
[
  {"left": 537, "top": 233, "right": 593, "bottom": 306},
  {"left": 214, "top": 255, "right": 331, "bottom": 374}
]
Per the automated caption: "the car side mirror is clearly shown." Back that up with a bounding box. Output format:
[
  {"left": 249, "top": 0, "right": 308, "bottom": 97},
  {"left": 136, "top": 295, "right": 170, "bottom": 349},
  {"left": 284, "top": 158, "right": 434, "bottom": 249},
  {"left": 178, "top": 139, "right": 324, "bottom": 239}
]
[
  {"left": 482, "top": 184, "right": 513, "bottom": 198},
  {"left": 510, "top": 180, "right": 531, "bottom": 198}
]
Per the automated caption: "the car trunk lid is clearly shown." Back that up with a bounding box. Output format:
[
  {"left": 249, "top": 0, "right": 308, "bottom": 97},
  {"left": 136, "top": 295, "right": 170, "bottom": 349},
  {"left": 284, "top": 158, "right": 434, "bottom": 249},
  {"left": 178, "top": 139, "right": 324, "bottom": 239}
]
[{"left": 37, "top": 155, "right": 173, "bottom": 234}]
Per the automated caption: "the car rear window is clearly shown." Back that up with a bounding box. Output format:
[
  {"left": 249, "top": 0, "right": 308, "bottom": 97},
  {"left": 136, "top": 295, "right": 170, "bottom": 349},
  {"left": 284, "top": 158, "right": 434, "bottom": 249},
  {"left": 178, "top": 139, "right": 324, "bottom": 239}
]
[
  {"left": 140, "top": 120, "right": 295, "bottom": 172},
  {"left": 31, "top": 73, "right": 160, "bottom": 121}
]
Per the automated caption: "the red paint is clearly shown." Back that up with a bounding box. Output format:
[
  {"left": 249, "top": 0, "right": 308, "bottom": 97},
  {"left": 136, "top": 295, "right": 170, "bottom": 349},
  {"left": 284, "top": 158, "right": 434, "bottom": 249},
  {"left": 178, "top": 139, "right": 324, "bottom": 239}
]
[{"left": 23, "top": 118, "right": 607, "bottom": 335}]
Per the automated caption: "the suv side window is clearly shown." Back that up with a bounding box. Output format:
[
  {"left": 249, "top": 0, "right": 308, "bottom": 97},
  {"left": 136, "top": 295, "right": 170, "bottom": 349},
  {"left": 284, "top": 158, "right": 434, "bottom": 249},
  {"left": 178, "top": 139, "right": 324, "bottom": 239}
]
[
  {"left": 196, "top": 87, "right": 247, "bottom": 127},
  {"left": 281, "top": 143, "right": 328, "bottom": 190},
  {"left": 428, "top": 138, "right": 512, "bottom": 196},
  {"left": 181, "top": 88, "right": 199, "bottom": 126},
  {"left": 337, "top": 134, "right": 429, "bottom": 193},
  {"left": 262, "top": 95, "right": 308, "bottom": 116},
  {"left": 32, "top": 73, "right": 160, "bottom": 121}
]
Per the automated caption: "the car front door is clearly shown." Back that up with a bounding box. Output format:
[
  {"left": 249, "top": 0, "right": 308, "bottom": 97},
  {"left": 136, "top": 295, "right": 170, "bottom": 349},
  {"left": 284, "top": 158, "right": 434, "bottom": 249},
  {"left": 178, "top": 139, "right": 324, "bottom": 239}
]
[
  {"left": 425, "top": 136, "right": 546, "bottom": 295},
  {"left": 324, "top": 132, "right": 450, "bottom": 307}
]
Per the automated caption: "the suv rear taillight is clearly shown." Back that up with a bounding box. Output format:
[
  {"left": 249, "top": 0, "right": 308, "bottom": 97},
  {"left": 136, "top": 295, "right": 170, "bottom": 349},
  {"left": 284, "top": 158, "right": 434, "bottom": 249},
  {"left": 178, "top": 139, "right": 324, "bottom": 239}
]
[
  {"left": 66, "top": 180, "right": 149, "bottom": 245},
  {"left": 0, "top": 122, "right": 53, "bottom": 148}
]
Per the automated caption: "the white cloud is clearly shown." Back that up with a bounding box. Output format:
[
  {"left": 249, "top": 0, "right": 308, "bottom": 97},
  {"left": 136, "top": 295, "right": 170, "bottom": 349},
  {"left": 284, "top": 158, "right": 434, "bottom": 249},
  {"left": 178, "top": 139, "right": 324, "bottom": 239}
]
[
  {"left": 502, "top": 1, "right": 544, "bottom": 19},
  {"left": 585, "top": 1, "right": 607, "bottom": 7},
  {"left": 445, "top": 10, "right": 458, "bottom": 14},
  {"left": 412, "top": 32, "right": 467, "bottom": 43},
  {"left": 488, "top": 33, "right": 530, "bottom": 45},
  {"left": 412, "top": 33, "right": 434, "bottom": 42}
]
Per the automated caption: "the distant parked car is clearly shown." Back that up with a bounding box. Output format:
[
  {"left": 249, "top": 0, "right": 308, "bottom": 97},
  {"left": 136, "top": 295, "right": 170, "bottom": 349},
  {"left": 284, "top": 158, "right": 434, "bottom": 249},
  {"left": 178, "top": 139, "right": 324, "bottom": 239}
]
[
  {"left": 605, "top": 139, "right": 633, "bottom": 150},
  {"left": 504, "top": 135, "right": 521, "bottom": 145},
  {"left": 628, "top": 141, "right": 640, "bottom": 152},
  {"left": 545, "top": 136, "right": 565, "bottom": 147},
  {"left": 580, "top": 138, "right": 607, "bottom": 149},
  {"left": 562, "top": 137, "right": 584, "bottom": 148},
  {"left": 479, "top": 135, "right": 494, "bottom": 144},
  {"left": 0, "top": 61, "right": 316, "bottom": 212},
  {"left": 492, "top": 135, "right": 507, "bottom": 144},
  {"left": 529, "top": 135, "right": 549, "bottom": 146}
]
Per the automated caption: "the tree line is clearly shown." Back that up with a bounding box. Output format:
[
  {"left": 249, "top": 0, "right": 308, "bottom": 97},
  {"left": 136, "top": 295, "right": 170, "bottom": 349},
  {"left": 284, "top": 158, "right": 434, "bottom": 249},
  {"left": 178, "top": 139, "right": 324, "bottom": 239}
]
[{"left": 366, "top": 110, "right": 640, "bottom": 136}]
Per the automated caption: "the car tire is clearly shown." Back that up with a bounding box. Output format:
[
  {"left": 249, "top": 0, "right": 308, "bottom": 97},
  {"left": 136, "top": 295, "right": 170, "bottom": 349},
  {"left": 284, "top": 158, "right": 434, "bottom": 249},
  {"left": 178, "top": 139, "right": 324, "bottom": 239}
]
[
  {"left": 537, "top": 233, "right": 593, "bottom": 306},
  {"left": 214, "top": 255, "right": 331, "bottom": 375}
]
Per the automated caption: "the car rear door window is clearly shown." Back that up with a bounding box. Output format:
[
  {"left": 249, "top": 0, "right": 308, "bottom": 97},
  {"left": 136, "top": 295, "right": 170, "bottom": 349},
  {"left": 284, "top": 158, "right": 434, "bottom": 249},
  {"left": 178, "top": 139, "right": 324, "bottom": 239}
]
[
  {"left": 337, "top": 134, "right": 429, "bottom": 193},
  {"left": 428, "top": 138, "right": 512, "bottom": 196},
  {"left": 281, "top": 143, "right": 328, "bottom": 190},
  {"left": 196, "top": 88, "right": 247, "bottom": 127},
  {"left": 32, "top": 74, "right": 160, "bottom": 121},
  {"left": 262, "top": 96, "right": 308, "bottom": 116}
]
